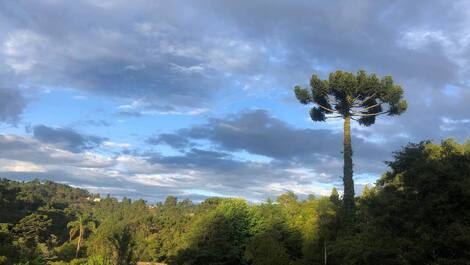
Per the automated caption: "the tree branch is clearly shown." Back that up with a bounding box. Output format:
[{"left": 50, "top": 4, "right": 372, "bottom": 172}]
[
  {"left": 351, "top": 111, "right": 389, "bottom": 117},
  {"left": 327, "top": 97, "right": 338, "bottom": 106},
  {"left": 360, "top": 103, "right": 382, "bottom": 111},
  {"left": 316, "top": 104, "right": 337, "bottom": 113},
  {"left": 352, "top": 94, "right": 362, "bottom": 103},
  {"left": 353, "top": 93, "right": 377, "bottom": 106}
]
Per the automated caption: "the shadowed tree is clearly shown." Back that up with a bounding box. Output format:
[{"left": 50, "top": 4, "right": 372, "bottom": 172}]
[
  {"left": 294, "top": 70, "right": 407, "bottom": 216},
  {"left": 109, "top": 224, "right": 136, "bottom": 265}
]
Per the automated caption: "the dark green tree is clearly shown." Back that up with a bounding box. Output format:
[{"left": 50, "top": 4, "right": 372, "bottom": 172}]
[
  {"left": 109, "top": 224, "right": 136, "bottom": 265},
  {"left": 164, "top": 196, "right": 178, "bottom": 207},
  {"left": 13, "top": 213, "right": 52, "bottom": 258},
  {"left": 244, "top": 233, "right": 291, "bottom": 265},
  {"left": 294, "top": 70, "right": 407, "bottom": 214},
  {"left": 169, "top": 199, "right": 254, "bottom": 265}
]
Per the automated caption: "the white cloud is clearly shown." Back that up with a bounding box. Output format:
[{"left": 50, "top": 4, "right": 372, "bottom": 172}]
[
  {"left": 0, "top": 159, "right": 46, "bottom": 172},
  {"left": 398, "top": 30, "right": 452, "bottom": 50},
  {"left": 103, "top": 141, "right": 131, "bottom": 149},
  {"left": 2, "top": 30, "right": 47, "bottom": 74},
  {"left": 129, "top": 173, "right": 195, "bottom": 187},
  {"left": 262, "top": 181, "right": 333, "bottom": 197}
]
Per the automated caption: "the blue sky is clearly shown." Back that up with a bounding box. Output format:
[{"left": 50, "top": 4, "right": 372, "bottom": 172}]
[{"left": 1, "top": 0, "right": 470, "bottom": 202}]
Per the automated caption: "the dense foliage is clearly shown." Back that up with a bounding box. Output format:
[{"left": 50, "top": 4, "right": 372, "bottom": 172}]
[{"left": 0, "top": 139, "right": 469, "bottom": 264}]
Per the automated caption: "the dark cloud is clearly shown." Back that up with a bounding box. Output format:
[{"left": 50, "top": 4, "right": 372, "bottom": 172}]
[
  {"left": 147, "top": 133, "right": 190, "bottom": 149},
  {"left": 32, "top": 125, "right": 105, "bottom": 153},
  {"left": 144, "top": 148, "right": 320, "bottom": 194},
  {"left": 2, "top": 0, "right": 470, "bottom": 127},
  {"left": 145, "top": 109, "right": 397, "bottom": 190},
  {"left": 0, "top": 1, "right": 227, "bottom": 109},
  {"left": 1, "top": 1, "right": 470, "bottom": 201},
  {"left": 0, "top": 88, "right": 26, "bottom": 124},
  {"left": 163, "top": 109, "right": 391, "bottom": 164}
]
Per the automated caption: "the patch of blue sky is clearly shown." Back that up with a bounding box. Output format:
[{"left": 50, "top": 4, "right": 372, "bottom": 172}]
[
  {"left": 23, "top": 89, "right": 114, "bottom": 131},
  {"left": 0, "top": 123, "right": 25, "bottom": 135},
  {"left": 17, "top": 88, "right": 211, "bottom": 150},
  {"left": 211, "top": 84, "right": 319, "bottom": 129},
  {"left": 442, "top": 84, "right": 460, "bottom": 97}
]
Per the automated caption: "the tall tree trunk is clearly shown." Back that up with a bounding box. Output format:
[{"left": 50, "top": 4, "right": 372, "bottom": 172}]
[
  {"left": 343, "top": 115, "right": 355, "bottom": 215},
  {"left": 76, "top": 225, "right": 83, "bottom": 258}
]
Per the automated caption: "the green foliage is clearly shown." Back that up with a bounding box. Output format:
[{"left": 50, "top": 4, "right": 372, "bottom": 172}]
[
  {"left": 0, "top": 223, "right": 17, "bottom": 265},
  {"left": 169, "top": 198, "right": 254, "bottom": 265},
  {"left": 87, "top": 218, "right": 137, "bottom": 265},
  {"left": 295, "top": 70, "right": 407, "bottom": 123},
  {"left": 244, "top": 233, "right": 291, "bottom": 265},
  {"left": 1, "top": 139, "right": 470, "bottom": 265},
  {"left": 67, "top": 213, "right": 96, "bottom": 258},
  {"left": 13, "top": 213, "right": 53, "bottom": 257},
  {"left": 330, "top": 139, "right": 470, "bottom": 264}
]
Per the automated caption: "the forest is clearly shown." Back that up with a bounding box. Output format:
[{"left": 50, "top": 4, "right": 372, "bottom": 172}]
[{"left": 1, "top": 139, "right": 469, "bottom": 265}]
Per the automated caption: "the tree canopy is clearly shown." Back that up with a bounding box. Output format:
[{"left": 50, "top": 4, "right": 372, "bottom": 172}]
[{"left": 294, "top": 70, "right": 407, "bottom": 125}]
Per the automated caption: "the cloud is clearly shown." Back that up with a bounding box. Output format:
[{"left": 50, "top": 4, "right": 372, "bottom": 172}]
[
  {"left": 0, "top": 88, "right": 26, "bottom": 125},
  {"left": 2, "top": 0, "right": 470, "bottom": 124},
  {"left": 145, "top": 109, "right": 398, "bottom": 193},
  {"left": 116, "top": 99, "right": 210, "bottom": 117},
  {"left": 0, "top": 133, "right": 335, "bottom": 202},
  {"left": 0, "top": 0, "right": 470, "bottom": 201},
  {"left": 32, "top": 125, "right": 105, "bottom": 153},
  {"left": 0, "top": 135, "right": 113, "bottom": 168},
  {"left": 157, "top": 109, "right": 392, "bottom": 167},
  {"left": 147, "top": 133, "right": 190, "bottom": 149}
]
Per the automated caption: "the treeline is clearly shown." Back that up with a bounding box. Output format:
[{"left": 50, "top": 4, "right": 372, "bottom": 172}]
[{"left": 1, "top": 139, "right": 470, "bottom": 265}]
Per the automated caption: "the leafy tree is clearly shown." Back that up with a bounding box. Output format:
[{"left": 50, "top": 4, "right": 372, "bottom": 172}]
[
  {"left": 146, "top": 200, "right": 193, "bottom": 261},
  {"left": 88, "top": 219, "right": 138, "bottom": 265},
  {"left": 244, "top": 233, "right": 291, "bottom": 265},
  {"left": 170, "top": 199, "right": 255, "bottom": 265},
  {"left": 13, "top": 213, "right": 52, "bottom": 258},
  {"left": 68, "top": 213, "right": 96, "bottom": 258},
  {"left": 294, "top": 70, "right": 407, "bottom": 214},
  {"left": 248, "top": 199, "right": 303, "bottom": 264},
  {"left": 164, "top": 196, "right": 178, "bottom": 207},
  {"left": 330, "top": 139, "right": 470, "bottom": 264},
  {"left": 0, "top": 223, "right": 18, "bottom": 264},
  {"left": 108, "top": 224, "right": 136, "bottom": 265},
  {"left": 329, "top": 187, "right": 341, "bottom": 207}
]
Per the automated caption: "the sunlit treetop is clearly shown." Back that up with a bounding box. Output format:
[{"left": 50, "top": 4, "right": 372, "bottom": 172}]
[{"left": 294, "top": 70, "right": 407, "bottom": 126}]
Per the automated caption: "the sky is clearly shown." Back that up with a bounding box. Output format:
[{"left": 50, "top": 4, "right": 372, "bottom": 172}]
[{"left": 1, "top": 0, "right": 470, "bottom": 202}]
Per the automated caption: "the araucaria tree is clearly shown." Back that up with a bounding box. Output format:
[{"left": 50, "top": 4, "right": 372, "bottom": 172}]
[{"left": 294, "top": 70, "right": 407, "bottom": 215}]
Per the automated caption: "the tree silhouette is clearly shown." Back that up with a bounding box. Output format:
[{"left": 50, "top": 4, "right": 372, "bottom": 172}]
[
  {"left": 294, "top": 70, "right": 407, "bottom": 215},
  {"left": 67, "top": 213, "right": 95, "bottom": 258}
]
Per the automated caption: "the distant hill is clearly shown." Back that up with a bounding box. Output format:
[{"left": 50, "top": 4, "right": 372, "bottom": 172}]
[{"left": 0, "top": 178, "right": 91, "bottom": 223}]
